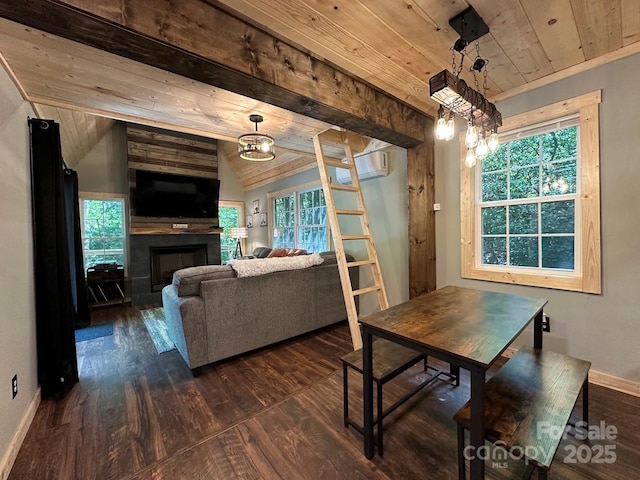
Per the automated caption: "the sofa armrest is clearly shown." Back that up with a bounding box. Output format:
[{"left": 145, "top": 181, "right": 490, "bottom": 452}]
[{"left": 162, "top": 285, "right": 208, "bottom": 369}]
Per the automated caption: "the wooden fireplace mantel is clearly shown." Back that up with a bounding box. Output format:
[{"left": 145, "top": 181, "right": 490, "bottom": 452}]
[{"left": 130, "top": 227, "right": 223, "bottom": 235}]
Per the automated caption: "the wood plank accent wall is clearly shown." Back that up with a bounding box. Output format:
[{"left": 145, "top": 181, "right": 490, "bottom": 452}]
[
  {"left": 127, "top": 123, "right": 222, "bottom": 234},
  {"left": 407, "top": 120, "right": 436, "bottom": 297}
]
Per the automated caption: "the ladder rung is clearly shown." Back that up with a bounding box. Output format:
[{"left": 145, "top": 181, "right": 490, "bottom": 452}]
[
  {"left": 329, "top": 184, "right": 359, "bottom": 192},
  {"left": 335, "top": 209, "right": 364, "bottom": 215},
  {"left": 347, "top": 260, "right": 376, "bottom": 267},
  {"left": 352, "top": 285, "right": 382, "bottom": 296},
  {"left": 342, "top": 235, "right": 371, "bottom": 241},
  {"left": 324, "top": 159, "right": 352, "bottom": 169}
]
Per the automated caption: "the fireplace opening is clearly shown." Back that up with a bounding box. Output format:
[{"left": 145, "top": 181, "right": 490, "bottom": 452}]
[{"left": 150, "top": 244, "right": 207, "bottom": 292}]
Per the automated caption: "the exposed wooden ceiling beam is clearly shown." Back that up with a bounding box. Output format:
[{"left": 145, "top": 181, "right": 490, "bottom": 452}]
[{"left": 0, "top": 0, "right": 429, "bottom": 148}]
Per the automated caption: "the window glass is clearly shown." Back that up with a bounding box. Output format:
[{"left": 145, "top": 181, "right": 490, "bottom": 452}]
[
  {"left": 80, "top": 197, "right": 126, "bottom": 273},
  {"left": 479, "top": 123, "right": 578, "bottom": 271},
  {"left": 272, "top": 187, "right": 328, "bottom": 252},
  {"left": 219, "top": 205, "right": 241, "bottom": 263}
]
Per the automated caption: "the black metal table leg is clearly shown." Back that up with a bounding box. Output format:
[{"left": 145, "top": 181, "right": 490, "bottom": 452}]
[
  {"left": 363, "top": 328, "right": 375, "bottom": 459},
  {"left": 469, "top": 367, "right": 486, "bottom": 480},
  {"left": 583, "top": 374, "right": 589, "bottom": 425},
  {"left": 377, "top": 380, "right": 384, "bottom": 456},
  {"left": 343, "top": 362, "right": 349, "bottom": 428},
  {"left": 457, "top": 423, "right": 466, "bottom": 480},
  {"left": 534, "top": 310, "right": 544, "bottom": 349},
  {"left": 450, "top": 364, "right": 461, "bottom": 386}
]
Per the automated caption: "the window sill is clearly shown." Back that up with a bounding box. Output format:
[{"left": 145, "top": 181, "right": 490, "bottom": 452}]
[{"left": 461, "top": 264, "right": 601, "bottom": 294}]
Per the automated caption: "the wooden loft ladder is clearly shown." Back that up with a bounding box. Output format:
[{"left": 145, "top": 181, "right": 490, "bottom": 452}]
[{"left": 313, "top": 128, "right": 389, "bottom": 350}]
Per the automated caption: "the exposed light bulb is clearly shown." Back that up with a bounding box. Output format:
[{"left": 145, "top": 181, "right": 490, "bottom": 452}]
[
  {"left": 444, "top": 116, "right": 455, "bottom": 141},
  {"left": 488, "top": 132, "right": 499, "bottom": 152},
  {"left": 435, "top": 116, "right": 448, "bottom": 140},
  {"left": 465, "top": 123, "right": 478, "bottom": 148},
  {"left": 260, "top": 141, "right": 271, "bottom": 153},
  {"left": 465, "top": 148, "right": 477, "bottom": 168},
  {"left": 476, "top": 137, "right": 489, "bottom": 160}
]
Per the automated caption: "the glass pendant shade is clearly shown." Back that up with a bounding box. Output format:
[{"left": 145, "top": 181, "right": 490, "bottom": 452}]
[
  {"left": 444, "top": 116, "right": 455, "bottom": 141},
  {"left": 435, "top": 116, "right": 448, "bottom": 140},
  {"left": 465, "top": 123, "right": 479, "bottom": 148},
  {"left": 488, "top": 132, "right": 499, "bottom": 152},
  {"left": 465, "top": 148, "right": 477, "bottom": 168},
  {"left": 476, "top": 137, "right": 489, "bottom": 160}
]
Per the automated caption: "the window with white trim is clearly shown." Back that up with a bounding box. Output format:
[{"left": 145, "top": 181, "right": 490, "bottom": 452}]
[
  {"left": 269, "top": 183, "right": 329, "bottom": 252},
  {"left": 79, "top": 193, "right": 128, "bottom": 273},
  {"left": 460, "top": 92, "right": 602, "bottom": 293},
  {"left": 478, "top": 117, "right": 579, "bottom": 271}
]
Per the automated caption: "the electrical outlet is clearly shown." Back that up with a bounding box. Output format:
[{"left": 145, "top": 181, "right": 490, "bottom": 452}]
[
  {"left": 542, "top": 314, "right": 551, "bottom": 333},
  {"left": 11, "top": 374, "right": 17, "bottom": 399}
]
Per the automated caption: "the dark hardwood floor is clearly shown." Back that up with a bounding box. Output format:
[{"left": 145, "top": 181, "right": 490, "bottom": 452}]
[{"left": 9, "top": 305, "right": 640, "bottom": 479}]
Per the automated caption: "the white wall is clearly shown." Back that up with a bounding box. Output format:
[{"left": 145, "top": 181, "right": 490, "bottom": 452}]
[
  {"left": 330, "top": 148, "right": 409, "bottom": 314},
  {"left": 0, "top": 67, "right": 38, "bottom": 470},
  {"left": 435, "top": 53, "right": 640, "bottom": 381},
  {"left": 218, "top": 147, "right": 244, "bottom": 202},
  {"left": 75, "top": 122, "right": 128, "bottom": 194}
]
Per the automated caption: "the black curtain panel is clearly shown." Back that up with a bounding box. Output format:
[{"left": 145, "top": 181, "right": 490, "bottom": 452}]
[
  {"left": 63, "top": 169, "right": 91, "bottom": 328},
  {"left": 29, "top": 118, "right": 80, "bottom": 397}
]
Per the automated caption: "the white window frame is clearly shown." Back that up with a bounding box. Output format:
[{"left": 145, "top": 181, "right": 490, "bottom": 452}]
[
  {"left": 460, "top": 91, "right": 602, "bottom": 293},
  {"left": 267, "top": 180, "right": 330, "bottom": 251},
  {"left": 79, "top": 191, "right": 129, "bottom": 275}
]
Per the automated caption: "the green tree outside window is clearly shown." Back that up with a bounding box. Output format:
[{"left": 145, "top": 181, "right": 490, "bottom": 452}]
[
  {"left": 479, "top": 125, "right": 578, "bottom": 270},
  {"left": 81, "top": 197, "right": 126, "bottom": 272}
]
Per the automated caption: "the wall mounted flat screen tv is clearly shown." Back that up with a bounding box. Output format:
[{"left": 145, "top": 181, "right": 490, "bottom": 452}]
[{"left": 135, "top": 170, "right": 220, "bottom": 219}]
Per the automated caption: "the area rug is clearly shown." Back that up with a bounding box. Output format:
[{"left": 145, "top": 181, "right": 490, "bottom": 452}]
[
  {"left": 141, "top": 307, "right": 176, "bottom": 354},
  {"left": 75, "top": 323, "right": 114, "bottom": 342}
]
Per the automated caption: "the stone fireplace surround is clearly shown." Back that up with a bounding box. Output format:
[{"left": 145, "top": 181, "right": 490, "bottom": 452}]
[{"left": 129, "top": 234, "right": 221, "bottom": 305}]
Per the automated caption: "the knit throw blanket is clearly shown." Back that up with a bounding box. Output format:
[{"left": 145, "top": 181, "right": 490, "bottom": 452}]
[{"left": 228, "top": 253, "right": 324, "bottom": 278}]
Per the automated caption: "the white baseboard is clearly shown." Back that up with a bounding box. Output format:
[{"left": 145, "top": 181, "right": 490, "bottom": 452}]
[
  {"left": 502, "top": 347, "right": 640, "bottom": 398},
  {"left": 0, "top": 387, "right": 40, "bottom": 480}
]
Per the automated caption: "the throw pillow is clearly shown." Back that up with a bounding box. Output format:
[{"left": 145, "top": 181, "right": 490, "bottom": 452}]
[{"left": 267, "top": 248, "right": 289, "bottom": 258}]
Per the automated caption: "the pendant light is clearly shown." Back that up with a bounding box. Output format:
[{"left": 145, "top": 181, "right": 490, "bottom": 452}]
[{"left": 238, "top": 114, "right": 275, "bottom": 161}]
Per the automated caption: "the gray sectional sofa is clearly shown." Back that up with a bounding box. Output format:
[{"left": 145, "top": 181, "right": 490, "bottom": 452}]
[{"left": 161, "top": 252, "right": 356, "bottom": 374}]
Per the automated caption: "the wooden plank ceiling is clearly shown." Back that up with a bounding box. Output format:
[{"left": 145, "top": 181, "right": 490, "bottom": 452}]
[
  {"left": 216, "top": 0, "right": 640, "bottom": 103},
  {"left": 2, "top": 0, "right": 640, "bottom": 188}
]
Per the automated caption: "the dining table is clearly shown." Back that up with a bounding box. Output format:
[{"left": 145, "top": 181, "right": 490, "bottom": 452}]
[{"left": 359, "top": 285, "right": 548, "bottom": 480}]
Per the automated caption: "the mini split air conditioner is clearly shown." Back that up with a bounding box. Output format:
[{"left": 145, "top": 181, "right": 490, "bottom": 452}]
[{"left": 335, "top": 151, "right": 389, "bottom": 185}]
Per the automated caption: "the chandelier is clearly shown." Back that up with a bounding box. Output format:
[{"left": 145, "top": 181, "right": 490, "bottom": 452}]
[
  {"left": 238, "top": 114, "right": 275, "bottom": 161},
  {"left": 429, "top": 7, "right": 502, "bottom": 168}
]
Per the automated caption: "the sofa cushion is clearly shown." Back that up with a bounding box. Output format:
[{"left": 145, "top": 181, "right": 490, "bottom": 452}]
[
  {"left": 229, "top": 253, "right": 324, "bottom": 277},
  {"left": 252, "top": 247, "right": 272, "bottom": 258},
  {"left": 318, "top": 251, "right": 355, "bottom": 264},
  {"left": 173, "top": 265, "right": 236, "bottom": 296}
]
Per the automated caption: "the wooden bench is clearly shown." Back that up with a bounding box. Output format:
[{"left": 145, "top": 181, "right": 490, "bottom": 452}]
[
  {"left": 453, "top": 346, "right": 591, "bottom": 480},
  {"left": 341, "top": 338, "right": 459, "bottom": 456}
]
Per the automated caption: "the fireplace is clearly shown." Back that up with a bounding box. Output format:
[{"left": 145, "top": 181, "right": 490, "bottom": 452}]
[
  {"left": 129, "top": 234, "right": 221, "bottom": 305},
  {"left": 150, "top": 244, "right": 207, "bottom": 292}
]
